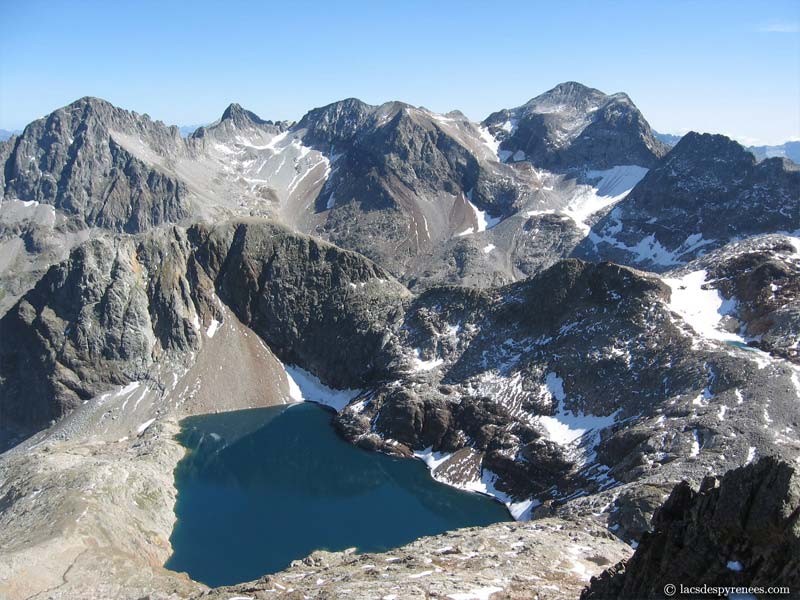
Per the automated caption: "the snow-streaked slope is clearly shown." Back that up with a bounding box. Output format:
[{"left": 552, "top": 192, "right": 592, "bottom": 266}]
[
  {"left": 527, "top": 166, "right": 648, "bottom": 234},
  {"left": 109, "top": 124, "right": 331, "bottom": 225},
  {"left": 663, "top": 269, "right": 774, "bottom": 368}
]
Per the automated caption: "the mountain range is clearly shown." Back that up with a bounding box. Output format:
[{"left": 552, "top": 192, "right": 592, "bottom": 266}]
[
  {"left": 655, "top": 130, "right": 800, "bottom": 165},
  {"left": 0, "top": 81, "right": 798, "bottom": 599}
]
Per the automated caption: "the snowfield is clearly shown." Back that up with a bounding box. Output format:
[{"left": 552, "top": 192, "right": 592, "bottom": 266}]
[{"left": 283, "top": 364, "right": 362, "bottom": 412}]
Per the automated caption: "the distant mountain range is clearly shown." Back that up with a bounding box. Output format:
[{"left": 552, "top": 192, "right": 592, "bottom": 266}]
[
  {"left": 655, "top": 130, "right": 799, "bottom": 163},
  {"left": 0, "top": 129, "right": 21, "bottom": 141}
]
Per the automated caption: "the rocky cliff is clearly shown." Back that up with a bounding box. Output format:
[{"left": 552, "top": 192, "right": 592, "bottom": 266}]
[
  {"left": 582, "top": 457, "right": 800, "bottom": 598},
  {"left": 2, "top": 97, "right": 190, "bottom": 232}
]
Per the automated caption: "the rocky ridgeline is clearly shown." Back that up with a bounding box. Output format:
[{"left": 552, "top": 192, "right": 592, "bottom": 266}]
[
  {"left": 582, "top": 457, "right": 800, "bottom": 598},
  {"left": 2, "top": 84, "right": 796, "bottom": 295},
  {"left": 293, "top": 97, "right": 534, "bottom": 279},
  {"left": 578, "top": 133, "right": 800, "bottom": 270}
]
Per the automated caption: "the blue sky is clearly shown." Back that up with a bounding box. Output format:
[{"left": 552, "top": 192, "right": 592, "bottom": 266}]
[{"left": 1, "top": 0, "right": 798, "bottom": 144}]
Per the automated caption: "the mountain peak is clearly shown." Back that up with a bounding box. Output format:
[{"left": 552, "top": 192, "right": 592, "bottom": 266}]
[
  {"left": 484, "top": 82, "right": 667, "bottom": 170},
  {"left": 65, "top": 96, "right": 114, "bottom": 108},
  {"left": 546, "top": 80, "right": 600, "bottom": 96},
  {"left": 668, "top": 131, "right": 755, "bottom": 167},
  {"left": 525, "top": 81, "right": 607, "bottom": 110},
  {"left": 59, "top": 96, "right": 117, "bottom": 118},
  {"left": 294, "top": 98, "right": 376, "bottom": 147},
  {"left": 220, "top": 103, "right": 267, "bottom": 126}
]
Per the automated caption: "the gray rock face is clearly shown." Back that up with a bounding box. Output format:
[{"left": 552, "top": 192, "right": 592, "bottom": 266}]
[
  {"left": 294, "top": 98, "right": 525, "bottom": 278},
  {"left": 577, "top": 133, "right": 800, "bottom": 270},
  {"left": 0, "top": 220, "right": 407, "bottom": 444},
  {"left": 513, "top": 213, "right": 588, "bottom": 277},
  {"left": 582, "top": 457, "right": 800, "bottom": 598},
  {"left": 191, "top": 219, "right": 411, "bottom": 389},
  {"left": 0, "top": 227, "right": 207, "bottom": 439},
  {"left": 483, "top": 82, "right": 668, "bottom": 171},
  {"left": 293, "top": 97, "right": 376, "bottom": 148},
  {"left": 2, "top": 97, "right": 190, "bottom": 232}
]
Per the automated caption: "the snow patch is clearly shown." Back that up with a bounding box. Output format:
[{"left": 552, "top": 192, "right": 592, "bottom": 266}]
[
  {"left": 500, "top": 119, "right": 518, "bottom": 133},
  {"left": 529, "top": 165, "right": 647, "bottom": 234},
  {"left": 664, "top": 271, "right": 741, "bottom": 343},
  {"left": 116, "top": 381, "right": 141, "bottom": 397},
  {"left": 447, "top": 587, "right": 504, "bottom": 600},
  {"left": 420, "top": 457, "right": 541, "bottom": 522},
  {"left": 690, "top": 429, "right": 701, "bottom": 457},
  {"left": 477, "top": 127, "right": 500, "bottom": 160},
  {"left": 411, "top": 348, "right": 444, "bottom": 371},
  {"left": 457, "top": 192, "right": 501, "bottom": 236},
  {"left": 537, "top": 373, "right": 618, "bottom": 445},
  {"left": 206, "top": 319, "right": 221, "bottom": 338},
  {"left": 414, "top": 447, "right": 453, "bottom": 470},
  {"left": 136, "top": 419, "right": 156, "bottom": 434},
  {"left": 283, "top": 365, "right": 361, "bottom": 412}
]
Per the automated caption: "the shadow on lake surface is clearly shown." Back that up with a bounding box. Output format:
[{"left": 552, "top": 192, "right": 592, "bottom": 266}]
[{"left": 165, "top": 402, "right": 510, "bottom": 587}]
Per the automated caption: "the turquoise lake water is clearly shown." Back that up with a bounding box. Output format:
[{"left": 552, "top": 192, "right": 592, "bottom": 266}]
[{"left": 165, "top": 402, "right": 510, "bottom": 586}]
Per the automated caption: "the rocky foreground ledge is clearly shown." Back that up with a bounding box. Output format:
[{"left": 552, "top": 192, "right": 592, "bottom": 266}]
[
  {"left": 191, "top": 518, "right": 629, "bottom": 600},
  {"left": 583, "top": 456, "right": 800, "bottom": 599}
]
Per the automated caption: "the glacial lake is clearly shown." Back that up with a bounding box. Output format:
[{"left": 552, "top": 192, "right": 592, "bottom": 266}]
[{"left": 166, "top": 402, "right": 510, "bottom": 586}]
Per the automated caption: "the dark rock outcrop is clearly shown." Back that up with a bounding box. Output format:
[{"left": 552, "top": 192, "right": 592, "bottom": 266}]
[
  {"left": 706, "top": 238, "right": 800, "bottom": 363},
  {"left": 483, "top": 81, "right": 668, "bottom": 171},
  {"left": 191, "top": 219, "right": 409, "bottom": 389},
  {"left": 582, "top": 457, "right": 800, "bottom": 598}
]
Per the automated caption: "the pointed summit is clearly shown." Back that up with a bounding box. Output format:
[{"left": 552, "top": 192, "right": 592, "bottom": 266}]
[
  {"left": 525, "top": 81, "right": 607, "bottom": 109},
  {"left": 220, "top": 103, "right": 267, "bottom": 126},
  {"left": 294, "top": 98, "right": 376, "bottom": 147}
]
